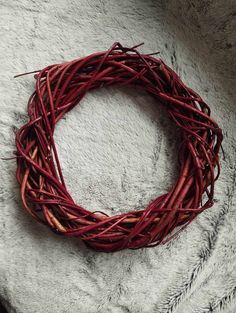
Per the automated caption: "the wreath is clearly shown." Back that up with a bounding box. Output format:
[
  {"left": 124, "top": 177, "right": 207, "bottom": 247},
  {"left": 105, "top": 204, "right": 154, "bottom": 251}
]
[{"left": 15, "top": 43, "right": 223, "bottom": 252}]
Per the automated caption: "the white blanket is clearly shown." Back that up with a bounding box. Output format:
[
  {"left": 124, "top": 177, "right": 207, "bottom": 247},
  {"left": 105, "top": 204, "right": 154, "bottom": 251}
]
[{"left": 0, "top": 1, "right": 235, "bottom": 312}]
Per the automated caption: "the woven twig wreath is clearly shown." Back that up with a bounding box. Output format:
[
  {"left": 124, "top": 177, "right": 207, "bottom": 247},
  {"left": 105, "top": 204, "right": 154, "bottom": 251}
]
[{"left": 15, "top": 43, "right": 223, "bottom": 252}]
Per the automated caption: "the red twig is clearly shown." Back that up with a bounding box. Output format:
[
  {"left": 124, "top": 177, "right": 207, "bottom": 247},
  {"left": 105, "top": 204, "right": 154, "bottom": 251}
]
[{"left": 15, "top": 42, "right": 223, "bottom": 252}]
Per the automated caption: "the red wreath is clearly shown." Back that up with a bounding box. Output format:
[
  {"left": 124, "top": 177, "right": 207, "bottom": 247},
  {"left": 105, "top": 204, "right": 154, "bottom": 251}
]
[{"left": 15, "top": 43, "right": 223, "bottom": 252}]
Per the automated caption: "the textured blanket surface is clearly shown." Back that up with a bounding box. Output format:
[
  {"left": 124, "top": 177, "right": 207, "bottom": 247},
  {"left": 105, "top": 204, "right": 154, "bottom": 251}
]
[{"left": 0, "top": 1, "right": 235, "bottom": 312}]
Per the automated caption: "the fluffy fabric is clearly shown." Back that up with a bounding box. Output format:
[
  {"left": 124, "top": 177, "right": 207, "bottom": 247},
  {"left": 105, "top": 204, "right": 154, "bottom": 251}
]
[{"left": 0, "top": 0, "right": 235, "bottom": 312}]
